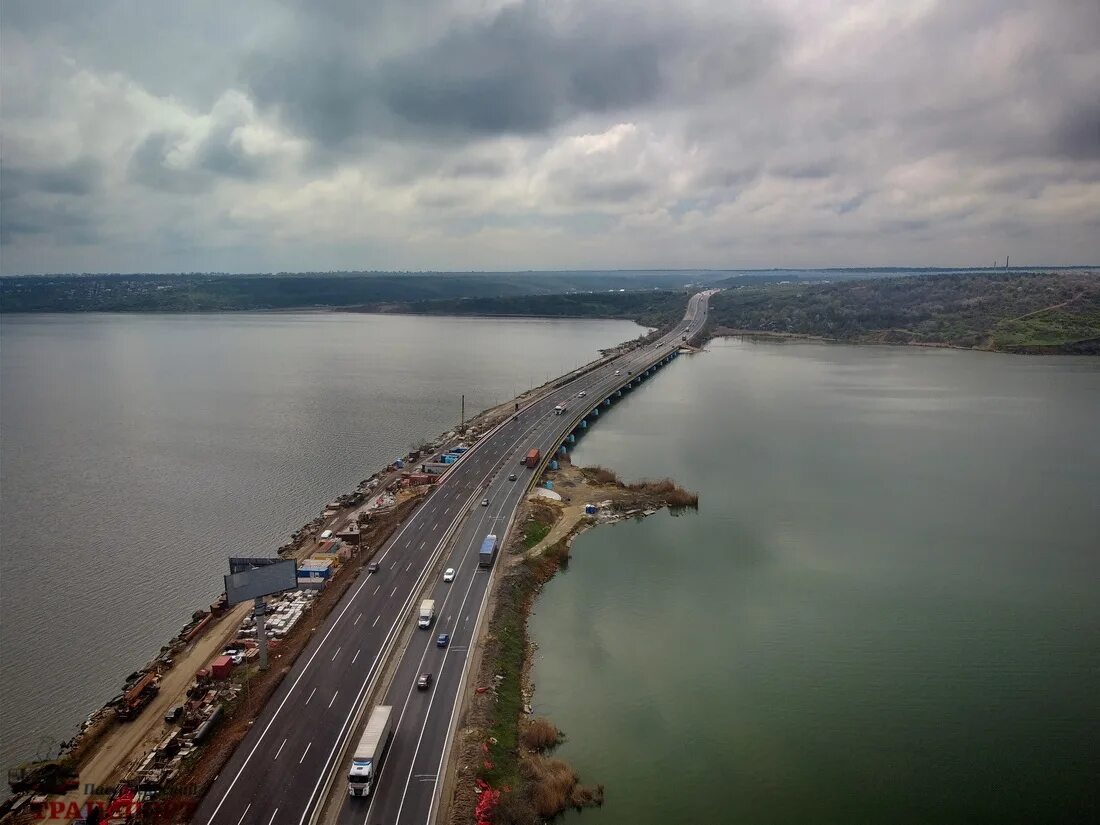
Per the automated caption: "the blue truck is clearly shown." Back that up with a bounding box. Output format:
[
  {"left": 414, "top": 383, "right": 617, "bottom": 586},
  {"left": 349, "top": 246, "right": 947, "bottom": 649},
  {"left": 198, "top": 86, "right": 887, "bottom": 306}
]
[{"left": 478, "top": 534, "right": 498, "bottom": 568}]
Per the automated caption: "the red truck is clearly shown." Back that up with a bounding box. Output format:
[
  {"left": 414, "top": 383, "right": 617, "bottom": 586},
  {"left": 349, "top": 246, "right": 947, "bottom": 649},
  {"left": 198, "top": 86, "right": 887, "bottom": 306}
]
[{"left": 524, "top": 448, "right": 541, "bottom": 468}]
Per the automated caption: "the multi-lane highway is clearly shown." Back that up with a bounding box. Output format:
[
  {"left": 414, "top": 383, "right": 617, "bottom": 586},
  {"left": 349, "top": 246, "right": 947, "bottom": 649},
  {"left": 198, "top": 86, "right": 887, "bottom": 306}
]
[{"left": 193, "top": 290, "right": 712, "bottom": 825}]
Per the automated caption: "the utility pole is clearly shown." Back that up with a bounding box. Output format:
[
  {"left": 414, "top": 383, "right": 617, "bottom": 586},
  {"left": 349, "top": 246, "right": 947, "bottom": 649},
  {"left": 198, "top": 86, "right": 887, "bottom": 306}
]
[{"left": 1005, "top": 255, "right": 1010, "bottom": 269}]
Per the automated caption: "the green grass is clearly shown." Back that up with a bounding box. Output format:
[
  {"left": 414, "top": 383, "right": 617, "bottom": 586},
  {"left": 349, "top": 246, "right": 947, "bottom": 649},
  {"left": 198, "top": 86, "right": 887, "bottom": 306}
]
[
  {"left": 522, "top": 520, "right": 551, "bottom": 549},
  {"left": 481, "top": 568, "right": 531, "bottom": 790},
  {"left": 988, "top": 309, "right": 1100, "bottom": 349}
]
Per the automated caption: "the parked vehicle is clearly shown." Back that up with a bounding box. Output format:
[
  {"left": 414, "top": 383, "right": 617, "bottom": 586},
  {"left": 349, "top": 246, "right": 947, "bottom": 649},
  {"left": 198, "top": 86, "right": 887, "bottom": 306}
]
[
  {"left": 117, "top": 672, "right": 159, "bottom": 721},
  {"left": 320, "top": 529, "right": 333, "bottom": 540},
  {"left": 347, "top": 705, "right": 394, "bottom": 797}
]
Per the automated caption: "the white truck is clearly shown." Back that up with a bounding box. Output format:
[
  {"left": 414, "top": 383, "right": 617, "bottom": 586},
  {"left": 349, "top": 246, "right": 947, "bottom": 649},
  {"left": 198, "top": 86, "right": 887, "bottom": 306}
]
[
  {"left": 417, "top": 599, "right": 435, "bottom": 629},
  {"left": 347, "top": 705, "right": 393, "bottom": 797}
]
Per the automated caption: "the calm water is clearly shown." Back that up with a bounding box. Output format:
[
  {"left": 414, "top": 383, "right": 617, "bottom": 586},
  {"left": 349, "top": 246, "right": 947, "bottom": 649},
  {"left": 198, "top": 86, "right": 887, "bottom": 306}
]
[
  {"left": 529, "top": 339, "right": 1100, "bottom": 825},
  {"left": 0, "top": 311, "right": 642, "bottom": 770}
]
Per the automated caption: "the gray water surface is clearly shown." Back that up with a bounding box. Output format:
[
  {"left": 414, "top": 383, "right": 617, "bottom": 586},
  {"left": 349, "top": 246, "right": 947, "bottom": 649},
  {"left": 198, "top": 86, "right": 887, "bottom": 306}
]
[
  {"left": 0, "top": 311, "right": 642, "bottom": 769},
  {"left": 529, "top": 339, "right": 1100, "bottom": 825}
]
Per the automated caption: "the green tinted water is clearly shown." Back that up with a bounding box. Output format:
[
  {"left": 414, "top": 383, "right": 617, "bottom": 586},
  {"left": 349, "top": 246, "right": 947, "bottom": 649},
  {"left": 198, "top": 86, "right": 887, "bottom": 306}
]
[{"left": 528, "top": 340, "right": 1099, "bottom": 824}]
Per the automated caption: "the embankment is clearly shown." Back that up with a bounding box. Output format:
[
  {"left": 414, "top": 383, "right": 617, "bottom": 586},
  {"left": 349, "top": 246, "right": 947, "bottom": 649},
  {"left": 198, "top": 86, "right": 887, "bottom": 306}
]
[{"left": 447, "top": 460, "right": 697, "bottom": 825}]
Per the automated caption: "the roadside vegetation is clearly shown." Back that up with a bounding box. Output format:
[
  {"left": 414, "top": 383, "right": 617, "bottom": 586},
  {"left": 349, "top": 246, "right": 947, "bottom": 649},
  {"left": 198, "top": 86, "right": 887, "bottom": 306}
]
[
  {"left": 707, "top": 271, "right": 1100, "bottom": 353},
  {"left": 581, "top": 466, "right": 700, "bottom": 511}
]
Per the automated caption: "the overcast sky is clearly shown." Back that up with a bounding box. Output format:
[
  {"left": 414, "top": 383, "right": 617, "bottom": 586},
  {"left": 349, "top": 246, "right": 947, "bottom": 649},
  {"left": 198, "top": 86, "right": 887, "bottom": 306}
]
[{"left": 1, "top": 0, "right": 1098, "bottom": 274}]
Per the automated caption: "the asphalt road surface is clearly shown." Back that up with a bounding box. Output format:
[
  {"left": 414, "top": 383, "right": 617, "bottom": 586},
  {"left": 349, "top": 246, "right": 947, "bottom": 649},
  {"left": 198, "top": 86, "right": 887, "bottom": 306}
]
[{"left": 192, "top": 291, "right": 712, "bottom": 825}]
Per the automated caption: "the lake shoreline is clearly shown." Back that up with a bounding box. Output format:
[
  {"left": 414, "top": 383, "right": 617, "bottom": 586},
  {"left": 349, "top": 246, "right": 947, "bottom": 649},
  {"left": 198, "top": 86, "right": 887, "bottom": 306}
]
[
  {"left": 446, "top": 461, "right": 698, "bottom": 824},
  {"left": 710, "top": 327, "right": 1100, "bottom": 355}
]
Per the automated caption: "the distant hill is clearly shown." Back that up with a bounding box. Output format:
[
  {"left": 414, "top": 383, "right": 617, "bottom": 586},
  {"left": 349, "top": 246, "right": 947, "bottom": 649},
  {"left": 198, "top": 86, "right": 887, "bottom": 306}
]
[
  {"left": 707, "top": 271, "right": 1100, "bottom": 354},
  {"left": 354, "top": 290, "right": 689, "bottom": 327},
  {"left": 0, "top": 271, "right": 700, "bottom": 313}
]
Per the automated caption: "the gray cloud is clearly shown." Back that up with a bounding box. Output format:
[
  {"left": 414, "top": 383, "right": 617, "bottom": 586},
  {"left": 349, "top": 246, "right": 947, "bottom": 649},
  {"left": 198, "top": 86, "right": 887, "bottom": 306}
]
[
  {"left": 1, "top": 0, "right": 1098, "bottom": 272},
  {"left": 2, "top": 157, "right": 101, "bottom": 197},
  {"left": 244, "top": 0, "right": 784, "bottom": 148}
]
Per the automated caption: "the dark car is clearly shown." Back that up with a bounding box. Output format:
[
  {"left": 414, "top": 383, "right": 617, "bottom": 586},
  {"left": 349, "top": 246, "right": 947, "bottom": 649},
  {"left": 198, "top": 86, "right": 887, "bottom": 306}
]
[
  {"left": 164, "top": 706, "right": 183, "bottom": 724},
  {"left": 367, "top": 561, "right": 380, "bottom": 573},
  {"left": 437, "top": 633, "right": 449, "bottom": 648},
  {"left": 417, "top": 673, "right": 433, "bottom": 690},
  {"left": 508, "top": 473, "right": 517, "bottom": 481}
]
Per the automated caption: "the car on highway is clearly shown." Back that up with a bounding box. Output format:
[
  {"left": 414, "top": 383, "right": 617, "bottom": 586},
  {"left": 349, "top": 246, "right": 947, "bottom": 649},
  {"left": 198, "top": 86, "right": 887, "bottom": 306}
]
[
  {"left": 481, "top": 498, "right": 490, "bottom": 506},
  {"left": 437, "top": 633, "right": 449, "bottom": 648},
  {"left": 367, "top": 561, "right": 380, "bottom": 573},
  {"left": 577, "top": 390, "right": 587, "bottom": 397},
  {"left": 614, "top": 369, "right": 621, "bottom": 376},
  {"left": 443, "top": 568, "right": 455, "bottom": 582},
  {"left": 417, "top": 673, "right": 433, "bottom": 690},
  {"left": 508, "top": 473, "right": 517, "bottom": 481}
]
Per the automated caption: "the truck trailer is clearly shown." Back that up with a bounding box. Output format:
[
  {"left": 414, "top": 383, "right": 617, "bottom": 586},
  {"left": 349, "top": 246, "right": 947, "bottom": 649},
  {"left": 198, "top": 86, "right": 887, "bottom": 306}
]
[
  {"left": 524, "top": 448, "right": 541, "bottom": 468},
  {"left": 417, "top": 599, "right": 435, "bottom": 629},
  {"left": 479, "top": 534, "right": 499, "bottom": 568},
  {"left": 347, "top": 705, "right": 393, "bottom": 797}
]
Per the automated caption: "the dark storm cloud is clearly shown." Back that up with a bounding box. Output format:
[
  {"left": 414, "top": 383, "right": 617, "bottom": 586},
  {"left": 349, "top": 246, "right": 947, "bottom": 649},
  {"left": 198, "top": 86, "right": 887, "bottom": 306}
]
[
  {"left": 243, "top": 0, "right": 784, "bottom": 147},
  {"left": 127, "top": 121, "right": 268, "bottom": 193},
  {"left": 1, "top": 157, "right": 101, "bottom": 197},
  {"left": 1051, "top": 104, "right": 1100, "bottom": 161}
]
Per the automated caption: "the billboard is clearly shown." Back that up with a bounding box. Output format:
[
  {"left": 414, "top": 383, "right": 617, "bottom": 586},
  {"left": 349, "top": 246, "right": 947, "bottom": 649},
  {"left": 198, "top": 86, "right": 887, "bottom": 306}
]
[{"left": 224, "top": 557, "right": 297, "bottom": 605}]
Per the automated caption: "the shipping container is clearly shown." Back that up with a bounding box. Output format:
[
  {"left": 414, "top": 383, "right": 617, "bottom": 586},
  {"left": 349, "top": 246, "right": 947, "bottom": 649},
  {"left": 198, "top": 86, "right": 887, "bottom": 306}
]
[{"left": 211, "top": 656, "right": 233, "bottom": 680}]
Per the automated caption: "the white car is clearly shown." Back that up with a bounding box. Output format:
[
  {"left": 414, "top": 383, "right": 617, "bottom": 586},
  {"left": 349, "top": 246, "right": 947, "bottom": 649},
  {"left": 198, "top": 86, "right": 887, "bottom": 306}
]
[
  {"left": 443, "top": 568, "right": 455, "bottom": 582},
  {"left": 613, "top": 370, "right": 621, "bottom": 376},
  {"left": 577, "top": 390, "right": 587, "bottom": 397}
]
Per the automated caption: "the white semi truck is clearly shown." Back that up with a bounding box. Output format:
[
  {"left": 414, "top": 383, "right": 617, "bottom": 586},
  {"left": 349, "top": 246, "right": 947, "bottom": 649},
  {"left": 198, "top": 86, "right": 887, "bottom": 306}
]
[
  {"left": 418, "top": 599, "right": 435, "bottom": 629},
  {"left": 347, "top": 705, "right": 393, "bottom": 797}
]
